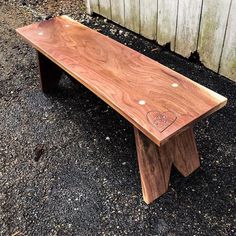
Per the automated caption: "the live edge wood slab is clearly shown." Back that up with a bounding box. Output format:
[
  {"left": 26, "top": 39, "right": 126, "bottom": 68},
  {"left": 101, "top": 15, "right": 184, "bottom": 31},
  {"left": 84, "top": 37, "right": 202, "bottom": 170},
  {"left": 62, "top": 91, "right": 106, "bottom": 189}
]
[{"left": 16, "top": 16, "right": 227, "bottom": 204}]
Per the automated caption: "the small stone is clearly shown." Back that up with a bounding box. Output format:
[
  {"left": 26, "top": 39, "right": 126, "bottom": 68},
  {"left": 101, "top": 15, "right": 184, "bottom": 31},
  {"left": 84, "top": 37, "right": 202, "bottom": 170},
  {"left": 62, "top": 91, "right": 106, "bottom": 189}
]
[
  {"left": 45, "top": 15, "right": 53, "bottom": 20},
  {"left": 34, "top": 144, "right": 45, "bottom": 162}
]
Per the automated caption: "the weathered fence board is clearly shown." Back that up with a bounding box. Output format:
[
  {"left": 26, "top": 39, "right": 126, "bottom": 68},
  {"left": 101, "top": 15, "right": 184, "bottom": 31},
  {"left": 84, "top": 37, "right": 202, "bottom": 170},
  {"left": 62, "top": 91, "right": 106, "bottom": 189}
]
[
  {"left": 90, "top": 0, "right": 99, "bottom": 13},
  {"left": 175, "top": 0, "right": 202, "bottom": 57},
  {"left": 99, "top": 0, "right": 111, "bottom": 18},
  {"left": 87, "top": 0, "right": 236, "bottom": 82},
  {"left": 157, "top": 0, "right": 178, "bottom": 51},
  {"left": 110, "top": 0, "right": 125, "bottom": 26},
  {"left": 198, "top": 0, "right": 231, "bottom": 72},
  {"left": 140, "top": 0, "right": 157, "bottom": 39},
  {"left": 124, "top": 0, "right": 140, "bottom": 33},
  {"left": 220, "top": 0, "right": 236, "bottom": 81}
]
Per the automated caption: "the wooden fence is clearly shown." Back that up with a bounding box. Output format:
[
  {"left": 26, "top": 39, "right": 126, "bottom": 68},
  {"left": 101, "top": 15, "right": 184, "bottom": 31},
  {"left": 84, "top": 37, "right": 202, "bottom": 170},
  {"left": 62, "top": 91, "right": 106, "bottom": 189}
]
[{"left": 86, "top": 0, "right": 236, "bottom": 82}]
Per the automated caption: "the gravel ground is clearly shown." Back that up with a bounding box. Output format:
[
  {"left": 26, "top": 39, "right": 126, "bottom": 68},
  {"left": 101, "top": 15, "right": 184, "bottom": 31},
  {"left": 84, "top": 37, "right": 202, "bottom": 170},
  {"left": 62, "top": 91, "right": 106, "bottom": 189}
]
[{"left": 0, "top": 1, "right": 235, "bottom": 235}]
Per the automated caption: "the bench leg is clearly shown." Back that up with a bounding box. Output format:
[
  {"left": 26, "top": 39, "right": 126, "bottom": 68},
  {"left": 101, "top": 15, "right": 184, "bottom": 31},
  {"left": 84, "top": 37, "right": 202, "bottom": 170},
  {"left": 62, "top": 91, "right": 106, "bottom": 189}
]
[
  {"left": 37, "top": 51, "right": 63, "bottom": 93},
  {"left": 134, "top": 127, "right": 200, "bottom": 204}
]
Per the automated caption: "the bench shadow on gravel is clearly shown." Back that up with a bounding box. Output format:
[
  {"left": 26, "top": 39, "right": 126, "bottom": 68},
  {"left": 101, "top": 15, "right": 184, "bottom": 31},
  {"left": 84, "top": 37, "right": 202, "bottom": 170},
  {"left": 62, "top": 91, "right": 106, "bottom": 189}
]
[{"left": 43, "top": 71, "right": 234, "bottom": 198}]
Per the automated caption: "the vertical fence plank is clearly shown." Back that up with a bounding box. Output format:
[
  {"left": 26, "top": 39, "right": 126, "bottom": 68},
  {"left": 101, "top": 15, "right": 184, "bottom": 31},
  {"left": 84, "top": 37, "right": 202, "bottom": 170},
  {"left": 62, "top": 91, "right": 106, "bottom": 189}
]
[
  {"left": 86, "top": 0, "right": 91, "bottom": 14},
  {"left": 90, "top": 0, "right": 99, "bottom": 13},
  {"left": 110, "top": 0, "right": 125, "bottom": 26},
  {"left": 198, "top": 0, "right": 231, "bottom": 72},
  {"left": 140, "top": 0, "right": 157, "bottom": 39},
  {"left": 157, "top": 0, "right": 178, "bottom": 51},
  {"left": 175, "top": 0, "right": 202, "bottom": 57},
  {"left": 99, "top": 0, "right": 111, "bottom": 19},
  {"left": 220, "top": 0, "right": 236, "bottom": 81},
  {"left": 90, "top": 0, "right": 235, "bottom": 82},
  {"left": 124, "top": 0, "right": 140, "bottom": 33}
]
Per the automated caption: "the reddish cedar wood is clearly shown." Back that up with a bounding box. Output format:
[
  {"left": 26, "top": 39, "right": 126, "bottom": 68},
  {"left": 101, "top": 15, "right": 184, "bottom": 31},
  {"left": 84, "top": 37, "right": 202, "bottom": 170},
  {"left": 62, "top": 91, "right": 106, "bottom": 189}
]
[{"left": 16, "top": 16, "right": 227, "bottom": 146}]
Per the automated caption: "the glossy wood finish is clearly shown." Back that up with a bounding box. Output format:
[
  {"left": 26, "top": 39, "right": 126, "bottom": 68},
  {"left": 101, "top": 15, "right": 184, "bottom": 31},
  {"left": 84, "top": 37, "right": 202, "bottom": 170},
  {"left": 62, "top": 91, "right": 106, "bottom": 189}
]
[
  {"left": 37, "top": 51, "right": 63, "bottom": 93},
  {"left": 16, "top": 16, "right": 227, "bottom": 146},
  {"left": 134, "top": 127, "right": 200, "bottom": 204}
]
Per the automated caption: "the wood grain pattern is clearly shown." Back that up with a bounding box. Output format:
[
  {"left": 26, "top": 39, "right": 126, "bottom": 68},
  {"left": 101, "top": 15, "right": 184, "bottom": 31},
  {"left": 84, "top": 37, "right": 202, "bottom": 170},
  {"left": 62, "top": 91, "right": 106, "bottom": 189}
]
[
  {"left": 198, "top": 0, "right": 231, "bottom": 72},
  {"left": 134, "top": 127, "right": 172, "bottom": 204},
  {"left": 134, "top": 127, "right": 200, "bottom": 204},
  {"left": 165, "top": 127, "right": 200, "bottom": 177},
  {"left": 16, "top": 16, "right": 227, "bottom": 146}
]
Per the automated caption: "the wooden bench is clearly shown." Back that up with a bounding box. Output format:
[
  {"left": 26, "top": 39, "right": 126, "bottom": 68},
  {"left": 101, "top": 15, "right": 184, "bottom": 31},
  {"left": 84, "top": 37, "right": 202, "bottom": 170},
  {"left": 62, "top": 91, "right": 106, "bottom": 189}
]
[{"left": 16, "top": 16, "right": 227, "bottom": 204}]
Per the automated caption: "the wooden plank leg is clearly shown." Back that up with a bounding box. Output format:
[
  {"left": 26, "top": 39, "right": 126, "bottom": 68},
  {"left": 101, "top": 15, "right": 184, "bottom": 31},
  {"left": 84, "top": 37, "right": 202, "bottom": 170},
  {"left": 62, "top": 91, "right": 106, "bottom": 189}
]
[
  {"left": 170, "top": 128, "right": 200, "bottom": 177},
  {"left": 134, "top": 127, "right": 200, "bottom": 204},
  {"left": 134, "top": 128, "right": 172, "bottom": 204},
  {"left": 37, "top": 51, "right": 63, "bottom": 93}
]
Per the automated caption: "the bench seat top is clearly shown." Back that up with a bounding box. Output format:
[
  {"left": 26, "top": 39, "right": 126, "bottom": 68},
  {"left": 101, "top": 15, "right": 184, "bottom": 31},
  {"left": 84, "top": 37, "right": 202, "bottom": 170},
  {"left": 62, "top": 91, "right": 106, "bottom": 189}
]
[{"left": 16, "top": 16, "right": 227, "bottom": 146}]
